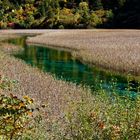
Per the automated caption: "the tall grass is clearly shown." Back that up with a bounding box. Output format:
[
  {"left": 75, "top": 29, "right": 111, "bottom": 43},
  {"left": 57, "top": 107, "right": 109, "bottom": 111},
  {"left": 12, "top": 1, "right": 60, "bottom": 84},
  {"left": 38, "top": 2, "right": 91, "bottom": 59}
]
[
  {"left": 0, "top": 31, "right": 140, "bottom": 139},
  {"left": 27, "top": 30, "right": 140, "bottom": 76},
  {"left": 50, "top": 88, "right": 140, "bottom": 140},
  {"left": 1, "top": 75, "right": 140, "bottom": 140},
  {"left": 0, "top": 75, "right": 47, "bottom": 140}
]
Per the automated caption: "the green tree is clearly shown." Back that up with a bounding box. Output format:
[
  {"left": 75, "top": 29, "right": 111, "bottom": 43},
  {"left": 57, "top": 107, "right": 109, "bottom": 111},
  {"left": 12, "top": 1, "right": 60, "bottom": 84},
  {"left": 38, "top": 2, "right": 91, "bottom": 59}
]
[{"left": 78, "top": 2, "right": 90, "bottom": 25}]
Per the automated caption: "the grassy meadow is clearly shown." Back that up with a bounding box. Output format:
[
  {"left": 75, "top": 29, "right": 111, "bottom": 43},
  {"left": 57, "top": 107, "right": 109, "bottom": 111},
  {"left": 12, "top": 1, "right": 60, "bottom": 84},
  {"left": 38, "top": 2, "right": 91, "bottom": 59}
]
[{"left": 0, "top": 30, "right": 140, "bottom": 140}]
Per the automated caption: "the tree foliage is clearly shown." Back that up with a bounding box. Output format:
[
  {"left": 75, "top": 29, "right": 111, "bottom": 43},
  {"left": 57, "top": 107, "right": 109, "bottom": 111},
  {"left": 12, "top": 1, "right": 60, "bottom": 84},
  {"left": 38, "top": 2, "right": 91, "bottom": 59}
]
[{"left": 0, "top": 0, "right": 139, "bottom": 29}]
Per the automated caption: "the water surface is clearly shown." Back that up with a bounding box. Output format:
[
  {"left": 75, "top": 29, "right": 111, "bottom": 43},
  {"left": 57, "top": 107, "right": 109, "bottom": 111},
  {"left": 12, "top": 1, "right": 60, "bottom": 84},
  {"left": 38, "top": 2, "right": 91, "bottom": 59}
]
[{"left": 9, "top": 37, "right": 139, "bottom": 97}]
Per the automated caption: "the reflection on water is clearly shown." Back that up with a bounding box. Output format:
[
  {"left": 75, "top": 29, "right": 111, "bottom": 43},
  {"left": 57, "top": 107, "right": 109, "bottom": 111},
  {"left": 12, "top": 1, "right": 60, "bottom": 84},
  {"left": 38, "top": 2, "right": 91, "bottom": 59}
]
[{"left": 9, "top": 37, "right": 139, "bottom": 96}]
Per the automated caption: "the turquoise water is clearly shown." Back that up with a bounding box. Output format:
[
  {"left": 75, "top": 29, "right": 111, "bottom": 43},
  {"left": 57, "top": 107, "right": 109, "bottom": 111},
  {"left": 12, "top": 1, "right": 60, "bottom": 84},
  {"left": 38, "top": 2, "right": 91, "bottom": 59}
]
[{"left": 9, "top": 37, "right": 139, "bottom": 96}]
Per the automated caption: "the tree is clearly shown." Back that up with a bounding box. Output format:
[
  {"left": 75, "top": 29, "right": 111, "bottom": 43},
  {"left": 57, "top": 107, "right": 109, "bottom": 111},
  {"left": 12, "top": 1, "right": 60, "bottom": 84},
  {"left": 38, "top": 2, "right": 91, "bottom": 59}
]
[{"left": 78, "top": 2, "right": 90, "bottom": 25}]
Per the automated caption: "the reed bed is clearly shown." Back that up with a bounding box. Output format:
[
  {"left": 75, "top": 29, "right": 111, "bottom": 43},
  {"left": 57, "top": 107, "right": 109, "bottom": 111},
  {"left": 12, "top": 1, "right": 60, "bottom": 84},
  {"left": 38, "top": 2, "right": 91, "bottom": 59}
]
[
  {"left": 0, "top": 49, "right": 86, "bottom": 118},
  {"left": 26, "top": 29, "right": 140, "bottom": 76},
  {"left": 0, "top": 31, "right": 140, "bottom": 139},
  {"left": 1, "top": 29, "right": 140, "bottom": 76},
  {"left": 0, "top": 49, "right": 140, "bottom": 140}
]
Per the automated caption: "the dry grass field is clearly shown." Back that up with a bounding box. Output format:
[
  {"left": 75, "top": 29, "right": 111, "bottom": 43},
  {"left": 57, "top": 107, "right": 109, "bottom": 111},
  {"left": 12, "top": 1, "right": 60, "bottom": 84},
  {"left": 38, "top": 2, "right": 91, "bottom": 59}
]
[
  {"left": 1, "top": 29, "right": 140, "bottom": 76},
  {"left": 0, "top": 30, "right": 140, "bottom": 139},
  {"left": 0, "top": 33, "right": 90, "bottom": 138},
  {"left": 0, "top": 47, "right": 139, "bottom": 139},
  {"left": 0, "top": 43, "right": 90, "bottom": 139},
  {"left": 0, "top": 44, "right": 85, "bottom": 119},
  {"left": 25, "top": 29, "right": 140, "bottom": 76}
]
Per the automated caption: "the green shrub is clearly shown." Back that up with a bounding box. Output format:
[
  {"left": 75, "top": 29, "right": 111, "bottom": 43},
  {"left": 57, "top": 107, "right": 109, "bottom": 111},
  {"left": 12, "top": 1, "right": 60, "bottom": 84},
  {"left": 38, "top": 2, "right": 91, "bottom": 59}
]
[
  {"left": 106, "top": 10, "right": 114, "bottom": 20},
  {"left": 59, "top": 25, "right": 64, "bottom": 29},
  {"left": 0, "top": 94, "right": 34, "bottom": 140},
  {"left": 89, "top": 13, "right": 102, "bottom": 27},
  {"left": 0, "top": 75, "right": 46, "bottom": 140},
  {"left": 78, "top": 2, "right": 90, "bottom": 24}
]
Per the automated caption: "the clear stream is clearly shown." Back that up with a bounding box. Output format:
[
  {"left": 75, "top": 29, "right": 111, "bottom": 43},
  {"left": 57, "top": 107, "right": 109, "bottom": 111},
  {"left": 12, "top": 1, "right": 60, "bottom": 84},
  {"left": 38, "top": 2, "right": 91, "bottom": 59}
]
[{"left": 8, "top": 37, "right": 139, "bottom": 97}]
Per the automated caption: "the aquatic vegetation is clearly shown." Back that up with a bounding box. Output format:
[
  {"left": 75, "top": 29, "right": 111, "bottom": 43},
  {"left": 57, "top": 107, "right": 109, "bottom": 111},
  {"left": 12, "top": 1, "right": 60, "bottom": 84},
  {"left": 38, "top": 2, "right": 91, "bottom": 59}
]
[
  {"left": 0, "top": 32, "right": 140, "bottom": 139},
  {"left": 57, "top": 92, "right": 140, "bottom": 140},
  {"left": 27, "top": 30, "right": 140, "bottom": 76},
  {"left": 5, "top": 37, "right": 139, "bottom": 96}
]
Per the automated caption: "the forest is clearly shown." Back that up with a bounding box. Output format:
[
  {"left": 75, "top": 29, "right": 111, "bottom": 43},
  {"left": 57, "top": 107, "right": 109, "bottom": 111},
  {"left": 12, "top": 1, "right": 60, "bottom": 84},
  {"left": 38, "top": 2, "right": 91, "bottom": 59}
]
[{"left": 0, "top": 0, "right": 140, "bottom": 29}]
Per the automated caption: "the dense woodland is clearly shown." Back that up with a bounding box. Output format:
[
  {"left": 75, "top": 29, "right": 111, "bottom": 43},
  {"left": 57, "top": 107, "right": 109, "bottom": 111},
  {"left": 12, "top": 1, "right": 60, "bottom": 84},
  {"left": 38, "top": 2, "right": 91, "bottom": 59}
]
[{"left": 0, "top": 0, "right": 140, "bottom": 29}]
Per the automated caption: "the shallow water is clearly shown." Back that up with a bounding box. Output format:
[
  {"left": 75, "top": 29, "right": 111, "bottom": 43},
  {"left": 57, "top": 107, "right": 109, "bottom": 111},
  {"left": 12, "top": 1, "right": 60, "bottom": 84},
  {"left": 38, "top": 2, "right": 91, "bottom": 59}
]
[{"left": 8, "top": 37, "right": 139, "bottom": 97}]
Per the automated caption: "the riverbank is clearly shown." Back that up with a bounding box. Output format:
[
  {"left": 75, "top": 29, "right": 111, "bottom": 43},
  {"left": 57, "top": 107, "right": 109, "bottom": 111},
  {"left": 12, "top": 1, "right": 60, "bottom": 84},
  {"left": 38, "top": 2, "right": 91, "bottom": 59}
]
[
  {"left": 0, "top": 48, "right": 140, "bottom": 140},
  {"left": 27, "top": 30, "right": 140, "bottom": 76},
  {"left": 0, "top": 33, "right": 89, "bottom": 138},
  {"left": 0, "top": 41, "right": 87, "bottom": 118},
  {"left": 0, "top": 43, "right": 91, "bottom": 139},
  {"left": 0, "top": 32, "right": 140, "bottom": 139},
  {"left": 1, "top": 29, "right": 140, "bottom": 76}
]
